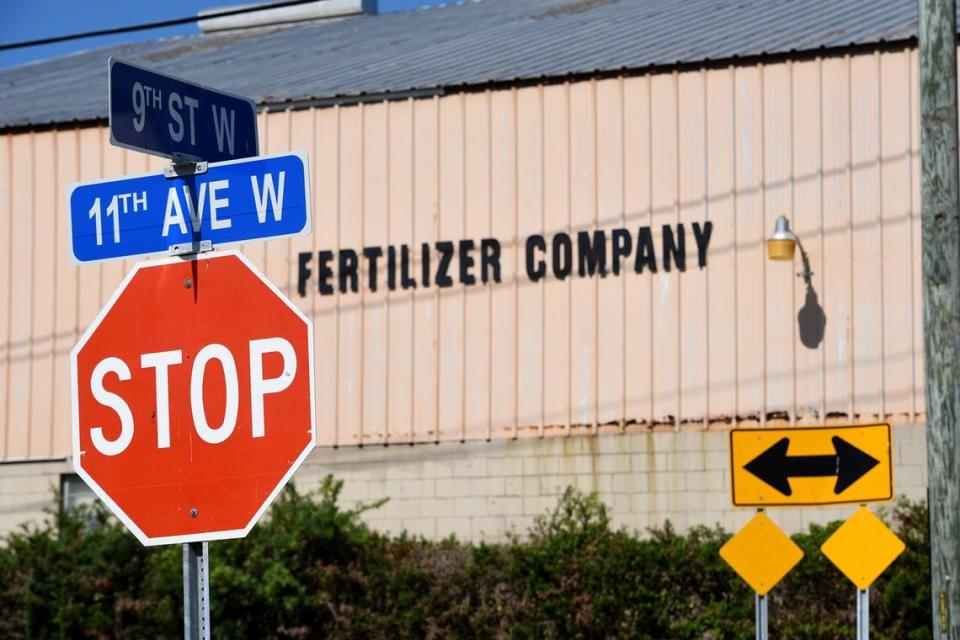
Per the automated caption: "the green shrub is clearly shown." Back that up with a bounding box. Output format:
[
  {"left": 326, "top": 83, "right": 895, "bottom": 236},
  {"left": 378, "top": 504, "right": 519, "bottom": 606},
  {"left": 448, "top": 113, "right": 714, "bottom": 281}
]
[{"left": 0, "top": 480, "right": 931, "bottom": 639}]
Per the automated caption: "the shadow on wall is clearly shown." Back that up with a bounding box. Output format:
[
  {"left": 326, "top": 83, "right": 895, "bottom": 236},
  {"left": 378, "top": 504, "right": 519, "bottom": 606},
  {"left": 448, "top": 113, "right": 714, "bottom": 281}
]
[{"left": 798, "top": 285, "right": 826, "bottom": 349}]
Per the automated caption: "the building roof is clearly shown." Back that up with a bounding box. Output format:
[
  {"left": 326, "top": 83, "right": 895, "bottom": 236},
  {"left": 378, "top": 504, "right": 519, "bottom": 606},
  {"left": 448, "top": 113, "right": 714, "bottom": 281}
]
[{"left": 0, "top": 0, "right": 924, "bottom": 130}]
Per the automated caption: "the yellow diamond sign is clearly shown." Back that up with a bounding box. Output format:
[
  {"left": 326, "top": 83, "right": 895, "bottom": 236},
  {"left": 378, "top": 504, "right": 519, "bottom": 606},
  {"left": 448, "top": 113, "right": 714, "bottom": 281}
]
[
  {"left": 719, "top": 512, "right": 804, "bottom": 595},
  {"left": 821, "top": 507, "right": 905, "bottom": 590}
]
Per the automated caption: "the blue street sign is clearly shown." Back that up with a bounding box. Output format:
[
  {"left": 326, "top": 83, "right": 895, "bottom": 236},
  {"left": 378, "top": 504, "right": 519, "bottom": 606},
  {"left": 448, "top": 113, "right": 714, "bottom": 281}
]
[
  {"left": 68, "top": 153, "right": 310, "bottom": 264},
  {"left": 108, "top": 58, "right": 259, "bottom": 162}
]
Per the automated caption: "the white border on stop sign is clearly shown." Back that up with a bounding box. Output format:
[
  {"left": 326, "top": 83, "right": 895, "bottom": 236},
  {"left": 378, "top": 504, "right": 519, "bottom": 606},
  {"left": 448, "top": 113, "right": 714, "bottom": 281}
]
[{"left": 69, "top": 249, "right": 318, "bottom": 546}]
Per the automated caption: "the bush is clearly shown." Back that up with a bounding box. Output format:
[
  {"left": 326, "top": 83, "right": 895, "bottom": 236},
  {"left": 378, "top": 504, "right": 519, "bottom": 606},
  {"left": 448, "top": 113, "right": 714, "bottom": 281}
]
[{"left": 0, "top": 480, "right": 931, "bottom": 639}]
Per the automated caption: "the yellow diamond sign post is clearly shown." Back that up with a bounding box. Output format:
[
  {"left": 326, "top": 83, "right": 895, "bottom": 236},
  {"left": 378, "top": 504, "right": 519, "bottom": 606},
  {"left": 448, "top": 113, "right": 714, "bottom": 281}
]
[
  {"left": 724, "top": 423, "right": 899, "bottom": 639},
  {"left": 720, "top": 511, "right": 804, "bottom": 639},
  {"left": 821, "top": 507, "right": 905, "bottom": 640}
]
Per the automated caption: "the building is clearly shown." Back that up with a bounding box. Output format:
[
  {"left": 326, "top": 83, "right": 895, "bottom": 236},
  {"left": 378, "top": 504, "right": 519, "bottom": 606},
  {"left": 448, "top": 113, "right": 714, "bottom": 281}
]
[{"left": 0, "top": 0, "right": 931, "bottom": 541}]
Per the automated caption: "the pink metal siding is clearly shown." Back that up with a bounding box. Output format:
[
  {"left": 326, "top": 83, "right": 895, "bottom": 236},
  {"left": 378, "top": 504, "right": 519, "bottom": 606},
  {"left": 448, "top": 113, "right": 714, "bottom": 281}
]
[{"left": 0, "top": 48, "right": 926, "bottom": 458}]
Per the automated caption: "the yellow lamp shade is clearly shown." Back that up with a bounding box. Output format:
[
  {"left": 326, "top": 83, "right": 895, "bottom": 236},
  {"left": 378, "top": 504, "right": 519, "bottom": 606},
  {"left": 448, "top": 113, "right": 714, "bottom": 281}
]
[
  {"left": 767, "top": 238, "right": 796, "bottom": 261},
  {"left": 767, "top": 216, "right": 798, "bottom": 261}
]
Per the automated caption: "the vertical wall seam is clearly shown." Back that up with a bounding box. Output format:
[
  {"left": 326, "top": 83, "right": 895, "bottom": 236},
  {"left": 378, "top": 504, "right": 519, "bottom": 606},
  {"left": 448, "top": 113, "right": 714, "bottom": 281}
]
[
  {"left": 818, "top": 56, "right": 827, "bottom": 422},
  {"left": 846, "top": 53, "right": 856, "bottom": 420},
  {"left": 486, "top": 89, "right": 494, "bottom": 442},
  {"left": 409, "top": 97, "right": 417, "bottom": 444},
  {"left": 648, "top": 74, "right": 655, "bottom": 428},
  {"left": 702, "top": 68, "right": 710, "bottom": 430},
  {"left": 511, "top": 87, "right": 520, "bottom": 440},
  {"left": 673, "top": 70, "right": 682, "bottom": 433},
  {"left": 460, "top": 92, "right": 467, "bottom": 443},
  {"left": 48, "top": 130, "right": 60, "bottom": 454},
  {"left": 788, "top": 59, "right": 797, "bottom": 426},
  {"left": 26, "top": 131, "right": 36, "bottom": 457},
  {"left": 759, "top": 63, "right": 768, "bottom": 428},
  {"left": 539, "top": 84, "right": 546, "bottom": 439},
  {"left": 731, "top": 66, "right": 740, "bottom": 426},
  {"left": 334, "top": 105, "right": 342, "bottom": 447},
  {"left": 592, "top": 78, "right": 599, "bottom": 436},
  {"left": 433, "top": 94, "right": 441, "bottom": 444},
  {"left": 384, "top": 100, "right": 392, "bottom": 445},
  {"left": 310, "top": 109, "right": 321, "bottom": 440},
  {"left": 907, "top": 49, "right": 917, "bottom": 422},
  {"left": 2, "top": 133, "right": 13, "bottom": 458},
  {"left": 620, "top": 76, "right": 628, "bottom": 434},
  {"left": 876, "top": 50, "right": 887, "bottom": 420},
  {"left": 566, "top": 81, "right": 572, "bottom": 437},
  {"left": 358, "top": 102, "right": 366, "bottom": 446}
]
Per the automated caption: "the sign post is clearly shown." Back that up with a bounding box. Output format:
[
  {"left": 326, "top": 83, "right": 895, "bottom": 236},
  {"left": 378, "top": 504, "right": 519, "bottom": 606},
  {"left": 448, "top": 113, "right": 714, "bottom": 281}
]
[
  {"left": 183, "top": 542, "right": 210, "bottom": 640},
  {"left": 68, "top": 59, "right": 313, "bottom": 639},
  {"left": 719, "top": 510, "right": 803, "bottom": 639},
  {"left": 856, "top": 588, "right": 869, "bottom": 640},
  {"left": 820, "top": 506, "right": 905, "bottom": 640},
  {"left": 724, "top": 423, "right": 900, "bottom": 637},
  {"left": 754, "top": 592, "right": 768, "bottom": 640}
]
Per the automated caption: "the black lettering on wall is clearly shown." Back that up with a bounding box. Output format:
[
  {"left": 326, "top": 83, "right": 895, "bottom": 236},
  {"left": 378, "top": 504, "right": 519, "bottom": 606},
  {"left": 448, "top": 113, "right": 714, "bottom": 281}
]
[
  {"left": 526, "top": 235, "right": 547, "bottom": 282},
  {"left": 421, "top": 242, "right": 431, "bottom": 287},
  {"left": 662, "top": 224, "right": 685, "bottom": 272},
  {"left": 363, "top": 246, "right": 383, "bottom": 292},
  {"left": 611, "top": 228, "right": 632, "bottom": 276},
  {"left": 435, "top": 241, "right": 455, "bottom": 288},
  {"left": 459, "top": 239, "right": 476, "bottom": 285},
  {"left": 338, "top": 249, "right": 359, "bottom": 293},
  {"left": 577, "top": 230, "right": 607, "bottom": 277},
  {"left": 552, "top": 233, "right": 572, "bottom": 280},
  {"left": 481, "top": 238, "right": 502, "bottom": 283},
  {"left": 387, "top": 246, "right": 398, "bottom": 290},
  {"left": 634, "top": 226, "right": 657, "bottom": 274},
  {"left": 317, "top": 250, "right": 335, "bottom": 295},
  {"left": 401, "top": 245, "right": 417, "bottom": 290},
  {"left": 693, "top": 221, "right": 713, "bottom": 268},
  {"left": 297, "top": 252, "right": 312, "bottom": 297}
]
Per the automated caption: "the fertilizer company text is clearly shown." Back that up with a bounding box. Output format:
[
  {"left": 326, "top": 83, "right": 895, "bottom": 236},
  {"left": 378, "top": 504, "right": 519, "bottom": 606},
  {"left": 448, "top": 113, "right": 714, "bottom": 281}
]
[{"left": 297, "top": 221, "right": 713, "bottom": 297}]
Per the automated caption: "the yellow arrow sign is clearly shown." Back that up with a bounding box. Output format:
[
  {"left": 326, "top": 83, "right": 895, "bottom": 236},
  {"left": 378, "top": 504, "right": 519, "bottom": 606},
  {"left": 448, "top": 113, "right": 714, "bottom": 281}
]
[
  {"left": 719, "top": 511, "right": 804, "bottom": 595},
  {"left": 821, "top": 507, "right": 905, "bottom": 589},
  {"left": 730, "top": 423, "right": 892, "bottom": 507}
]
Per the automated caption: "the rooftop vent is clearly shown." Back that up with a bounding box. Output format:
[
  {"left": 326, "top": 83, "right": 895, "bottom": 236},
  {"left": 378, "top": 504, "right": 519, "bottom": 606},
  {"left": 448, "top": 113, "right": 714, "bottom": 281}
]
[{"left": 198, "top": 0, "right": 363, "bottom": 32}]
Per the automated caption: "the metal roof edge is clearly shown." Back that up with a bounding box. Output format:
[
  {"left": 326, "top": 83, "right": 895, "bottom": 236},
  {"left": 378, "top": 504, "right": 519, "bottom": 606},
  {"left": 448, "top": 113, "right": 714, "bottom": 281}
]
[{"left": 0, "top": 36, "right": 918, "bottom": 134}]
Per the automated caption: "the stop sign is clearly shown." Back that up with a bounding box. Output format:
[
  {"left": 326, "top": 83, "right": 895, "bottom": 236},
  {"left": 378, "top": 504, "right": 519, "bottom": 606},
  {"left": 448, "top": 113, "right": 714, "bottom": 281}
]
[{"left": 71, "top": 251, "right": 315, "bottom": 546}]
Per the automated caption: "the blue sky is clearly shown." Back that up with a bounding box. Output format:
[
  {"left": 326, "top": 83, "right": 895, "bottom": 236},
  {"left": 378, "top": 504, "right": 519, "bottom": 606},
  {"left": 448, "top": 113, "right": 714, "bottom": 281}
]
[{"left": 0, "top": 1, "right": 232, "bottom": 70}]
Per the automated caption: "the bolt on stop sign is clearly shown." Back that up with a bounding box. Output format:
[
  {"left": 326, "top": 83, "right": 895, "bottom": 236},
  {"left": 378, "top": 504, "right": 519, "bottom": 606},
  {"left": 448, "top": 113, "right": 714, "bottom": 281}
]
[{"left": 71, "top": 251, "right": 315, "bottom": 545}]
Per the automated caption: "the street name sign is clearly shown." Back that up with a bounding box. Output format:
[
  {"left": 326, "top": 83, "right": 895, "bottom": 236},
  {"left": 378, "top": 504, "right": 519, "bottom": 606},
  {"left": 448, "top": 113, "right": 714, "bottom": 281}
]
[
  {"left": 70, "top": 251, "right": 316, "bottom": 545},
  {"left": 719, "top": 511, "right": 804, "bottom": 596},
  {"left": 729, "top": 423, "right": 893, "bottom": 507},
  {"left": 68, "top": 152, "right": 310, "bottom": 263},
  {"left": 109, "top": 58, "right": 259, "bottom": 162},
  {"left": 820, "top": 507, "right": 905, "bottom": 590}
]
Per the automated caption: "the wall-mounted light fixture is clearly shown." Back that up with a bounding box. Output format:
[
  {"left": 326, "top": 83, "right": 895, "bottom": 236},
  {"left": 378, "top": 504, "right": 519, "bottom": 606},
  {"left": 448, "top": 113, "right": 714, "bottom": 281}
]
[
  {"left": 768, "top": 215, "right": 825, "bottom": 349},
  {"left": 767, "top": 215, "right": 813, "bottom": 285}
]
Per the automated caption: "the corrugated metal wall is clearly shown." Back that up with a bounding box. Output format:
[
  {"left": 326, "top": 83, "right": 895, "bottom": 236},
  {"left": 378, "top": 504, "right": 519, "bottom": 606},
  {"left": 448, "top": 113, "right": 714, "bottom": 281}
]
[{"left": 0, "top": 47, "right": 924, "bottom": 458}]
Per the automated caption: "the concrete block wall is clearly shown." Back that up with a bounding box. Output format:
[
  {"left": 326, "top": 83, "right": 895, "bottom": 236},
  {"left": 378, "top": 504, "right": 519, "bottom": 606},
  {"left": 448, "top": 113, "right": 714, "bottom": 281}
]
[
  {"left": 298, "top": 423, "right": 927, "bottom": 541},
  {"left": 0, "top": 459, "right": 70, "bottom": 534},
  {"left": 0, "top": 424, "right": 927, "bottom": 542}
]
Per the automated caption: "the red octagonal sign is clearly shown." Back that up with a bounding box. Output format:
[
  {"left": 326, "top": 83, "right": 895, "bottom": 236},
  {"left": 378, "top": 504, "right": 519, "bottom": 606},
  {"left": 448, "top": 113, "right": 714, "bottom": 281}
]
[{"left": 71, "top": 251, "right": 315, "bottom": 546}]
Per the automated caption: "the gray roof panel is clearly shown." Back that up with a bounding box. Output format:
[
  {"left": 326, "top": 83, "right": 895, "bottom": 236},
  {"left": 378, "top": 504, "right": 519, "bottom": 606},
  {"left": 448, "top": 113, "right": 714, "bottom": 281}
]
[{"left": 0, "top": 0, "right": 928, "bottom": 129}]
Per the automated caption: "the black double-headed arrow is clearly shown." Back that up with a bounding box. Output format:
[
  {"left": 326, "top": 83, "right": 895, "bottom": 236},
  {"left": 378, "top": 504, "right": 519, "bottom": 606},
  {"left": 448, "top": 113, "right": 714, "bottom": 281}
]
[{"left": 743, "top": 436, "right": 879, "bottom": 496}]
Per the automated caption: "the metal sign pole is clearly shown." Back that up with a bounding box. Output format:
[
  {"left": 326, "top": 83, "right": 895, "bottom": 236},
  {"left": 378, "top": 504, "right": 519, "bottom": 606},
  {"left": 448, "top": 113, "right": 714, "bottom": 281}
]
[
  {"left": 755, "top": 593, "right": 768, "bottom": 640},
  {"left": 183, "top": 542, "right": 210, "bottom": 640},
  {"left": 857, "top": 588, "right": 870, "bottom": 640}
]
